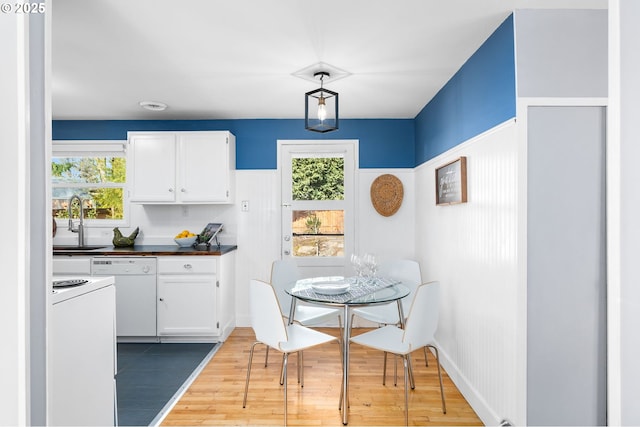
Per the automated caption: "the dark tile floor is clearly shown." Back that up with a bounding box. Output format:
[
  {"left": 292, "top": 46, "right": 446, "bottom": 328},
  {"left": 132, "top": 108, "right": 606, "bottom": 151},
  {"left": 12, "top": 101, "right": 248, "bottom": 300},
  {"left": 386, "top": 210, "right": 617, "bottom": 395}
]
[{"left": 116, "top": 342, "right": 217, "bottom": 426}]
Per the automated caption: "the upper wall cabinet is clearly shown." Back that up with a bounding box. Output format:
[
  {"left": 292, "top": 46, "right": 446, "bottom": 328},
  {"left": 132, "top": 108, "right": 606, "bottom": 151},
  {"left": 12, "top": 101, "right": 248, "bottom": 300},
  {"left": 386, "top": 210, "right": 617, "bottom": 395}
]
[{"left": 128, "top": 131, "right": 235, "bottom": 204}]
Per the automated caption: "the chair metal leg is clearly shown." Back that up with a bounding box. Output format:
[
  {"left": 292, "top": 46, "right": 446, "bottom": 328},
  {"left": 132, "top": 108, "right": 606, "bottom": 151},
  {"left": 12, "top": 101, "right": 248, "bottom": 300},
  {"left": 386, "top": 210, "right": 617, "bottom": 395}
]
[
  {"left": 338, "top": 339, "right": 345, "bottom": 410},
  {"left": 283, "top": 353, "right": 289, "bottom": 425},
  {"left": 280, "top": 353, "right": 285, "bottom": 385},
  {"left": 407, "top": 354, "right": 415, "bottom": 390},
  {"left": 243, "top": 341, "right": 260, "bottom": 408},
  {"left": 423, "top": 345, "right": 429, "bottom": 366},
  {"left": 394, "top": 354, "right": 398, "bottom": 386},
  {"left": 339, "top": 370, "right": 343, "bottom": 410},
  {"left": 280, "top": 351, "right": 305, "bottom": 387},
  {"left": 383, "top": 352, "right": 388, "bottom": 385},
  {"left": 428, "top": 344, "right": 446, "bottom": 414},
  {"left": 299, "top": 351, "right": 304, "bottom": 387},
  {"left": 393, "top": 353, "right": 415, "bottom": 389},
  {"left": 403, "top": 355, "right": 409, "bottom": 426},
  {"left": 264, "top": 346, "right": 270, "bottom": 367},
  {"left": 383, "top": 351, "right": 414, "bottom": 390}
]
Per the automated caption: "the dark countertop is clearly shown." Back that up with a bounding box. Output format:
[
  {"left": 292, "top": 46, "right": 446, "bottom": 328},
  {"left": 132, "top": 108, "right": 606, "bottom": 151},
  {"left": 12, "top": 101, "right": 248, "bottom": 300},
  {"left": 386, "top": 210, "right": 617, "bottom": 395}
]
[{"left": 53, "top": 244, "right": 237, "bottom": 256}]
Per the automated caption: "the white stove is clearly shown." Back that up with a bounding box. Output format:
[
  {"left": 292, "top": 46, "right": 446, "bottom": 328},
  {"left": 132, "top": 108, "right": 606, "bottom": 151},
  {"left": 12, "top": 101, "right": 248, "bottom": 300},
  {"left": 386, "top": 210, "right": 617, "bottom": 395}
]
[
  {"left": 50, "top": 274, "right": 117, "bottom": 426},
  {"left": 51, "top": 275, "right": 114, "bottom": 304}
]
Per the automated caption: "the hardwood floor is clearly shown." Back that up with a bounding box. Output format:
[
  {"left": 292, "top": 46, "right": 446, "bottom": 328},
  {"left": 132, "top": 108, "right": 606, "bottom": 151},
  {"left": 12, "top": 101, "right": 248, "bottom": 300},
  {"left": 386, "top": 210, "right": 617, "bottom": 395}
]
[{"left": 161, "top": 328, "right": 483, "bottom": 426}]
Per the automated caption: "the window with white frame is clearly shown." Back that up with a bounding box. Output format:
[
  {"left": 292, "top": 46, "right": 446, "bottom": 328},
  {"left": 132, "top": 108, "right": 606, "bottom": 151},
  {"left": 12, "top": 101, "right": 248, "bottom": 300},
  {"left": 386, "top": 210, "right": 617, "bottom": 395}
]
[{"left": 52, "top": 141, "right": 129, "bottom": 226}]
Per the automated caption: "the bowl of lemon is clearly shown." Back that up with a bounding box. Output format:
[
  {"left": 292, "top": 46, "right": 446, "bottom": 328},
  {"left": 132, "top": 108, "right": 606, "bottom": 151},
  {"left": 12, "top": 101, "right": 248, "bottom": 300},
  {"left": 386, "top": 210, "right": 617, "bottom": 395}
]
[{"left": 174, "top": 230, "right": 198, "bottom": 247}]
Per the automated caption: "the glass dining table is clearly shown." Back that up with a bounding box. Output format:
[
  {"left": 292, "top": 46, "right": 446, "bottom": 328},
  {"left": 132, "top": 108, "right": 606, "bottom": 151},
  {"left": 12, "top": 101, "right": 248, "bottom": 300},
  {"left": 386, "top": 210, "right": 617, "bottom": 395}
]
[{"left": 286, "top": 276, "right": 410, "bottom": 425}]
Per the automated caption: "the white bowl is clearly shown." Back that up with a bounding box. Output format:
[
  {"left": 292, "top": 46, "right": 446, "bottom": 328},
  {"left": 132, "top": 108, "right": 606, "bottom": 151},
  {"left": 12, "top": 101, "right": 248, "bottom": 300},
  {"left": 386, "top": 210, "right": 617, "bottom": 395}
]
[{"left": 174, "top": 236, "right": 197, "bottom": 247}]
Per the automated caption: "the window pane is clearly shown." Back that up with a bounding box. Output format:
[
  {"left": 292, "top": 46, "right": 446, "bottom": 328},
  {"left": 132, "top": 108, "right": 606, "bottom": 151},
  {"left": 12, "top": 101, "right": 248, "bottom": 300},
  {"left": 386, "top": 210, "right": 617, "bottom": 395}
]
[
  {"left": 292, "top": 210, "right": 344, "bottom": 257},
  {"left": 53, "top": 188, "right": 124, "bottom": 220},
  {"left": 52, "top": 157, "right": 126, "bottom": 184},
  {"left": 52, "top": 155, "right": 126, "bottom": 222},
  {"left": 291, "top": 157, "right": 344, "bottom": 201}
]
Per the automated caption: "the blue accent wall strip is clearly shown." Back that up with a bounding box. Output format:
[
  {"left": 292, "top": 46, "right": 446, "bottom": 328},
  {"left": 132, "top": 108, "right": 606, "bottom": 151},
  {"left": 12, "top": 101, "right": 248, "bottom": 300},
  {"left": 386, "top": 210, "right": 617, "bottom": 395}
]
[
  {"left": 414, "top": 14, "right": 516, "bottom": 165},
  {"left": 53, "top": 118, "right": 415, "bottom": 170}
]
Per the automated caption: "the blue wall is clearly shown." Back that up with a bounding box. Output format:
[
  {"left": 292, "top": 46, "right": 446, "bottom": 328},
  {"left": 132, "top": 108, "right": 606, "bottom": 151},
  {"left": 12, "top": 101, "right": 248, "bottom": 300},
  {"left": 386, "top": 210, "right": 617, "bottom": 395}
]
[
  {"left": 53, "top": 14, "right": 516, "bottom": 170},
  {"left": 414, "top": 15, "right": 516, "bottom": 165},
  {"left": 53, "top": 118, "right": 415, "bottom": 170}
]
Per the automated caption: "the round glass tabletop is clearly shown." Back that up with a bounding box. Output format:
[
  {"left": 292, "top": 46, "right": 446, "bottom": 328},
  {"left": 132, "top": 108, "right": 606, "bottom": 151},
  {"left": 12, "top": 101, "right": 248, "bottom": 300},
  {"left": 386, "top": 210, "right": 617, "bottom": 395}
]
[{"left": 286, "top": 276, "right": 410, "bottom": 306}]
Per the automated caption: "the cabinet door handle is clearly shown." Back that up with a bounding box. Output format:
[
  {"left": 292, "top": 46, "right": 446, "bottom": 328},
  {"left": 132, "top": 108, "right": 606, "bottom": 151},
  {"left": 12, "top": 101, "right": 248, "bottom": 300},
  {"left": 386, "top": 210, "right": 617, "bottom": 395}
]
[
  {"left": 168, "top": 188, "right": 174, "bottom": 193},
  {"left": 180, "top": 188, "right": 186, "bottom": 193},
  {"left": 183, "top": 264, "right": 192, "bottom": 269},
  {"left": 159, "top": 298, "right": 164, "bottom": 301}
]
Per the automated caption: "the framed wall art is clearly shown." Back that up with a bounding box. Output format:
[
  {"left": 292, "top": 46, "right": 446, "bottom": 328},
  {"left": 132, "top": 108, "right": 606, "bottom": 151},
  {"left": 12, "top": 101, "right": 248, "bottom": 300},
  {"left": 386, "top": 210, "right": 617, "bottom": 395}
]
[{"left": 435, "top": 156, "right": 467, "bottom": 205}]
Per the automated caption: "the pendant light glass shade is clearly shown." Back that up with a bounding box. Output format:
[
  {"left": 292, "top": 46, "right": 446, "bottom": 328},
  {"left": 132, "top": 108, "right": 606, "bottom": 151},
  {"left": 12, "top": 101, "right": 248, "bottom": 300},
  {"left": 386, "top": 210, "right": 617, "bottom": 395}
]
[{"left": 305, "top": 72, "right": 339, "bottom": 133}]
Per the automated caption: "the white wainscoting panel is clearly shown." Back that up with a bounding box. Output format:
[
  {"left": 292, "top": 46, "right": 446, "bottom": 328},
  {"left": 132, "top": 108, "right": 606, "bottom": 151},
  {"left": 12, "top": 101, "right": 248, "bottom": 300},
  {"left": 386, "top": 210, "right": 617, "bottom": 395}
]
[
  {"left": 234, "top": 170, "right": 281, "bottom": 327},
  {"left": 415, "top": 120, "right": 520, "bottom": 425},
  {"left": 356, "top": 169, "right": 415, "bottom": 265}
]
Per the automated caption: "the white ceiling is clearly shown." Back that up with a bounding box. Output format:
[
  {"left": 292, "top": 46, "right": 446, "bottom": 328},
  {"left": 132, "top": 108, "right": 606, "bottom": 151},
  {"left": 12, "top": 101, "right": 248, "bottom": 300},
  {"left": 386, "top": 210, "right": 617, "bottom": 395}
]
[{"left": 52, "top": 0, "right": 606, "bottom": 121}]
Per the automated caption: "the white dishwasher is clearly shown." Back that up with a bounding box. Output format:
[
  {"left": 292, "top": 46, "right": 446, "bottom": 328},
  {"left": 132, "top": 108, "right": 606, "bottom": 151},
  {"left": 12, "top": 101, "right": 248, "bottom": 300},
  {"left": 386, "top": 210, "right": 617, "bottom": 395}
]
[{"left": 92, "top": 257, "right": 157, "bottom": 340}]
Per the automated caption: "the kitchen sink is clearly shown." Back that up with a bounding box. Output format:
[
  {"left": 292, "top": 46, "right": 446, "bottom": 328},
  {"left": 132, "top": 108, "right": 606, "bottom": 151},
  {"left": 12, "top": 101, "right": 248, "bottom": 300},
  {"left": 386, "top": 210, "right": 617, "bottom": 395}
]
[{"left": 53, "top": 245, "right": 106, "bottom": 251}]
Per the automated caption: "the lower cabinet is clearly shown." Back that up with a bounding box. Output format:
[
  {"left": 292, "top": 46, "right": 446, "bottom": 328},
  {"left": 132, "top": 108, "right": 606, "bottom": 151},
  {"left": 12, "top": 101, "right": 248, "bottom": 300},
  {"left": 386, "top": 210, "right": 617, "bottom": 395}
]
[
  {"left": 157, "top": 258, "right": 217, "bottom": 336},
  {"left": 156, "top": 253, "right": 235, "bottom": 341},
  {"left": 54, "top": 252, "right": 236, "bottom": 342}
]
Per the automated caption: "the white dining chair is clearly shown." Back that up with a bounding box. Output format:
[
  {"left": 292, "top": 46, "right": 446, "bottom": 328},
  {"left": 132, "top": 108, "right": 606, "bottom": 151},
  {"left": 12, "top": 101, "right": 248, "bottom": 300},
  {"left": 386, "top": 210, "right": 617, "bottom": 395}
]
[
  {"left": 350, "top": 281, "right": 446, "bottom": 425},
  {"left": 271, "top": 259, "right": 343, "bottom": 326},
  {"left": 350, "top": 259, "right": 427, "bottom": 385},
  {"left": 243, "top": 279, "right": 338, "bottom": 425},
  {"left": 265, "top": 259, "right": 343, "bottom": 367}
]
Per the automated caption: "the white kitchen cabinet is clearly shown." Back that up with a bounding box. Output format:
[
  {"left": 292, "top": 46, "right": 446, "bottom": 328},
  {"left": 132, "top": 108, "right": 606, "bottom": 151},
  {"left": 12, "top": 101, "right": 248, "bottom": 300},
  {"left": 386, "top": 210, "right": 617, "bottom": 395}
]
[
  {"left": 157, "top": 252, "right": 235, "bottom": 341},
  {"left": 128, "top": 131, "right": 235, "bottom": 204}
]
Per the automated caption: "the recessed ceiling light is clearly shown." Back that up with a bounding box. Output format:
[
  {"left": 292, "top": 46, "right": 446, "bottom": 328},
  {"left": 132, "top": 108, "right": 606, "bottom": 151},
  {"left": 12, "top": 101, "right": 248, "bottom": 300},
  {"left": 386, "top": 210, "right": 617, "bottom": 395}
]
[{"left": 138, "top": 101, "right": 168, "bottom": 111}]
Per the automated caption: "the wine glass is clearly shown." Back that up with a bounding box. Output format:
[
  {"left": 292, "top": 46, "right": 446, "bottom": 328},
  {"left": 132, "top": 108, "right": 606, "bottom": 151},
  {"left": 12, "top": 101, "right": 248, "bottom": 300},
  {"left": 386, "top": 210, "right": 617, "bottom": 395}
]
[
  {"left": 363, "top": 253, "right": 377, "bottom": 279},
  {"left": 350, "top": 254, "right": 363, "bottom": 281}
]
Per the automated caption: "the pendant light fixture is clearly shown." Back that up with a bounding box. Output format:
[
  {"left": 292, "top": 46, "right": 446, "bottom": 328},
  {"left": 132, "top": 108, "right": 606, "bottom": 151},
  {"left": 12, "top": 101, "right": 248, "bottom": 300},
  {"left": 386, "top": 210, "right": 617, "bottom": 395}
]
[{"left": 305, "top": 71, "right": 339, "bottom": 133}]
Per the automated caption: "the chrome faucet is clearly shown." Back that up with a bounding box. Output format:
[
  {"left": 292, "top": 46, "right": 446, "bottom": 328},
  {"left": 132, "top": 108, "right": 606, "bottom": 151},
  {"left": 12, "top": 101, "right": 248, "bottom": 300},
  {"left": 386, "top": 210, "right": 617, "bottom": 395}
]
[{"left": 67, "top": 195, "right": 85, "bottom": 247}]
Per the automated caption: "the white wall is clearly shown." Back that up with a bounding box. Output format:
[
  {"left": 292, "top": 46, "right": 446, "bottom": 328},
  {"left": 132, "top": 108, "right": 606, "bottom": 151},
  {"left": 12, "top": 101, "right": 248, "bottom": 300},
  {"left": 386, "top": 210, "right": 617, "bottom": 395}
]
[
  {"left": 515, "top": 9, "right": 608, "bottom": 98},
  {"left": 526, "top": 105, "right": 607, "bottom": 425},
  {"left": 53, "top": 197, "right": 240, "bottom": 248},
  {"left": 357, "top": 169, "right": 415, "bottom": 263},
  {"left": 0, "top": 13, "right": 29, "bottom": 426},
  {"left": 0, "top": 9, "right": 49, "bottom": 426},
  {"left": 29, "top": 9, "right": 50, "bottom": 426},
  {"left": 608, "top": 0, "right": 640, "bottom": 424},
  {"left": 415, "top": 121, "right": 520, "bottom": 425}
]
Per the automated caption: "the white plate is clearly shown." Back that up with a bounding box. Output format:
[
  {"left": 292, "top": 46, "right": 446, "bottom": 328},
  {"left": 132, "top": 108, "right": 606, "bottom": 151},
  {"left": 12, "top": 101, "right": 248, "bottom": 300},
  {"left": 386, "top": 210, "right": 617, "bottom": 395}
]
[{"left": 311, "top": 282, "right": 350, "bottom": 295}]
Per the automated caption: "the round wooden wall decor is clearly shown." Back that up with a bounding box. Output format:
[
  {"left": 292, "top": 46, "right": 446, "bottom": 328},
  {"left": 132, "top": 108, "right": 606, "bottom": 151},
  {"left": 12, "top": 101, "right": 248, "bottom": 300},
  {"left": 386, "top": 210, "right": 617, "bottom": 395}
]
[{"left": 370, "top": 174, "right": 404, "bottom": 217}]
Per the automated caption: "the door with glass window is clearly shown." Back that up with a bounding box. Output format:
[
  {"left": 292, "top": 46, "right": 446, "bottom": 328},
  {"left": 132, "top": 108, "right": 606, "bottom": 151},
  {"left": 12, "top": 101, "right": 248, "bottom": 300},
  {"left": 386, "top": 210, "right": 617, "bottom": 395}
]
[{"left": 280, "top": 141, "right": 356, "bottom": 278}]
